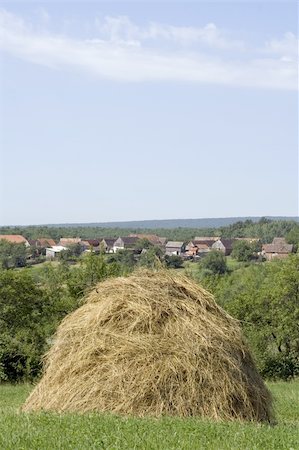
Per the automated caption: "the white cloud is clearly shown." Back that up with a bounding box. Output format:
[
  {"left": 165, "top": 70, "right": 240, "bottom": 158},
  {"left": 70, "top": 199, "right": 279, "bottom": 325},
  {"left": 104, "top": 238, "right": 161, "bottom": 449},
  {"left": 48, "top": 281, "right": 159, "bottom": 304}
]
[
  {"left": 97, "top": 15, "right": 245, "bottom": 50},
  {"left": 263, "top": 32, "right": 298, "bottom": 62},
  {"left": 0, "top": 9, "right": 297, "bottom": 90}
]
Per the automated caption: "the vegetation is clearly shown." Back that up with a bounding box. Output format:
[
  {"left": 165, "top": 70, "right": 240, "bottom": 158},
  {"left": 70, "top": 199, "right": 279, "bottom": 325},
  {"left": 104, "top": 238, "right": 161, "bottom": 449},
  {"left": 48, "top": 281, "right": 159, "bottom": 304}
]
[
  {"left": 0, "top": 241, "right": 28, "bottom": 268},
  {"left": 0, "top": 218, "right": 298, "bottom": 383},
  {"left": 231, "top": 240, "right": 261, "bottom": 262},
  {"left": 198, "top": 255, "right": 299, "bottom": 379},
  {"left": 0, "top": 254, "right": 123, "bottom": 381},
  {"left": 0, "top": 382, "right": 298, "bottom": 449},
  {"left": 199, "top": 250, "right": 228, "bottom": 275},
  {"left": 0, "top": 217, "right": 298, "bottom": 243}
]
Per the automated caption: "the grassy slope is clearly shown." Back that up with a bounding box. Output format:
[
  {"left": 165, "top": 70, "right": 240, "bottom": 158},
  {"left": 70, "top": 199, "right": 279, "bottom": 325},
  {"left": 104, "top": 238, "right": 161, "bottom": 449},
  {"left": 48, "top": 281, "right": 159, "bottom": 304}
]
[{"left": 0, "top": 382, "right": 298, "bottom": 450}]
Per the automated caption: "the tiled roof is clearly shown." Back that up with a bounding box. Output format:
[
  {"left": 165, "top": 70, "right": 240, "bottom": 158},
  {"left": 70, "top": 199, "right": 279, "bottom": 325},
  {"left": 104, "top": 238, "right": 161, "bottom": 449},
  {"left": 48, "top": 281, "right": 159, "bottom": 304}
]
[
  {"left": 263, "top": 238, "right": 293, "bottom": 254},
  {"left": 121, "top": 237, "right": 139, "bottom": 245},
  {"left": 219, "top": 239, "right": 235, "bottom": 250},
  {"left": 165, "top": 241, "right": 184, "bottom": 248},
  {"left": 0, "top": 234, "right": 28, "bottom": 244},
  {"left": 129, "top": 234, "right": 165, "bottom": 245},
  {"left": 59, "top": 238, "right": 81, "bottom": 246},
  {"left": 194, "top": 237, "right": 219, "bottom": 241},
  {"left": 37, "top": 238, "right": 56, "bottom": 247},
  {"left": 101, "top": 238, "right": 116, "bottom": 246},
  {"left": 193, "top": 240, "right": 215, "bottom": 248},
  {"left": 82, "top": 239, "right": 100, "bottom": 247}
]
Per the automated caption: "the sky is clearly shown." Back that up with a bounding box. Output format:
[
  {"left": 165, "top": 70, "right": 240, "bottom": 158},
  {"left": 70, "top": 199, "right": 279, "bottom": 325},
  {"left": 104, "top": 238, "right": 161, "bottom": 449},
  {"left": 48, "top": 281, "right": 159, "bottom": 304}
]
[{"left": 0, "top": 1, "right": 298, "bottom": 225}]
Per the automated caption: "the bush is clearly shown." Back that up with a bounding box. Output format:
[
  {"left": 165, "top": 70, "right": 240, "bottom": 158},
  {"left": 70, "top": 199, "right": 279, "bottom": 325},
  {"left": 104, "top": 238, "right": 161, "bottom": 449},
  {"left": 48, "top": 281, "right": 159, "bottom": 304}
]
[
  {"left": 210, "top": 255, "right": 299, "bottom": 379},
  {"left": 164, "top": 255, "right": 184, "bottom": 269},
  {"left": 199, "top": 250, "right": 228, "bottom": 275}
]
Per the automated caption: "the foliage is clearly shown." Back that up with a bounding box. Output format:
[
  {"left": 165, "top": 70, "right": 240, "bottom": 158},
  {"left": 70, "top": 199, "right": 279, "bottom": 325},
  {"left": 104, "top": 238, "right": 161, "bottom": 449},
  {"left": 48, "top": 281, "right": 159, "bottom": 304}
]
[
  {"left": 209, "top": 255, "right": 299, "bottom": 379},
  {"left": 0, "top": 218, "right": 297, "bottom": 244},
  {"left": 286, "top": 224, "right": 299, "bottom": 251},
  {"left": 0, "top": 241, "right": 27, "bottom": 268},
  {"left": 106, "top": 250, "right": 136, "bottom": 272},
  {"left": 66, "top": 254, "right": 122, "bottom": 299},
  {"left": 0, "top": 254, "right": 123, "bottom": 382},
  {"left": 138, "top": 246, "right": 164, "bottom": 268},
  {"left": 219, "top": 218, "right": 298, "bottom": 243},
  {"left": 164, "top": 255, "right": 184, "bottom": 269},
  {"left": 231, "top": 240, "right": 261, "bottom": 262},
  {"left": 0, "top": 269, "right": 73, "bottom": 381},
  {"left": 199, "top": 250, "right": 228, "bottom": 275}
]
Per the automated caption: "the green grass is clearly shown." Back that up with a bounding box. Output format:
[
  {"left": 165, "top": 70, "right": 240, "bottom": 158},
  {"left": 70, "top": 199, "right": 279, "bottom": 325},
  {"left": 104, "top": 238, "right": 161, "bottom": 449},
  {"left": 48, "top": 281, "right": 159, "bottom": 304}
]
[{"left": 0, "top": 382, "right": 298, "bottom": 449}]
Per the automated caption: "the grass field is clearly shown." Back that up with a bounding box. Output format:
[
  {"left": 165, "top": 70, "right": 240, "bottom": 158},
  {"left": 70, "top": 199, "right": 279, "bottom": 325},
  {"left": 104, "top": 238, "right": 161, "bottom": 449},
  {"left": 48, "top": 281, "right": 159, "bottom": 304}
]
[{"left": 0, "top": 381, "right": 298, "bottom": 449}]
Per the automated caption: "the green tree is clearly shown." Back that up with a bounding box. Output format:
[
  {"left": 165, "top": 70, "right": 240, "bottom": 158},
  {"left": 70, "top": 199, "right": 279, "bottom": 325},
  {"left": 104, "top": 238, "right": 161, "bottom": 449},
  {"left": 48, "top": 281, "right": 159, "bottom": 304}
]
[
  {"left": 139, "top": 246, "right": 163, "bottom": 268},
  {"left": 67, "top": 253, "right": 121, "bottom": 299},
  {"left": 200, "top": 250, "right": 228, "bottom": 275},
  {"left": 107, "top": 249, "right": 136, "bottom": 271},
  {"left": 0, "top": 270, "right": 57, "bottom": 381},
  {"left": 164, "top": 255, "right": 184, "bottom": 269},
  {"left": 286, "top": 224, "right": 299, "bottom": 251},
  {"left": 0, "top": 241, "right": 27, "bottom": 268},
  {"left": 212, "top": 255, "right": 299, "bottom": 379},
  {"left": 231, "top": 240, "right": 260, "bottom": 262}
]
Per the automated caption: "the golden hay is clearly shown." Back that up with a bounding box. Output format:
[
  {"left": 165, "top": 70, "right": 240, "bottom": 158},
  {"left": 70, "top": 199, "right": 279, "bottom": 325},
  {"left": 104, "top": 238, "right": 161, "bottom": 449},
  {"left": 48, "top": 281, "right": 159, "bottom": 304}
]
[{"left": 22, "top": 269, "right": 273, "bottom": 422}]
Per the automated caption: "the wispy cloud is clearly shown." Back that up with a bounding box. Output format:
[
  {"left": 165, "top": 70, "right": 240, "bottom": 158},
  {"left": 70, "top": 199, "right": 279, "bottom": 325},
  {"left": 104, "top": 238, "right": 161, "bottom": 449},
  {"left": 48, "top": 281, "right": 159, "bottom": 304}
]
[
  {"left": 97, "top": 15, "right": 245, "bottom": 50},
  {"left": 0, "top": 9, "right": 297, "bottom": 90},
  {"left": 263, "top": 32, "right": 298, "bottom": 61}
]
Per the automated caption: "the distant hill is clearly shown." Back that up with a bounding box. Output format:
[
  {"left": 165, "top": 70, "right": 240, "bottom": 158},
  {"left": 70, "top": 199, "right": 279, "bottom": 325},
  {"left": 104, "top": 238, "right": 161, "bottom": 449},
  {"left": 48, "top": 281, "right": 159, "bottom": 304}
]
[{"left": 45, "top": 217, "right": 299, "bottom": 229}]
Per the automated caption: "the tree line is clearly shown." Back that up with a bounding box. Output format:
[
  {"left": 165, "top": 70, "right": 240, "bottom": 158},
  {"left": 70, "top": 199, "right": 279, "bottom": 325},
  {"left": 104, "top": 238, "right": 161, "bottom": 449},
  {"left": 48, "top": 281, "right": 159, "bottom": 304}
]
[{"left": 0, "top": 218, "right": 298, "bottom": 243}]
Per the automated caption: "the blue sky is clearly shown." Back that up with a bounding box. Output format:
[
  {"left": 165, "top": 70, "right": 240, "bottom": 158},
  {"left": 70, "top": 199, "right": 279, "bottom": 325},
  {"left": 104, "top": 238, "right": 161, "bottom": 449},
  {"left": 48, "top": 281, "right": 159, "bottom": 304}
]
[{"left": 0, "top": 1, "right": 298, "bottom": 225}]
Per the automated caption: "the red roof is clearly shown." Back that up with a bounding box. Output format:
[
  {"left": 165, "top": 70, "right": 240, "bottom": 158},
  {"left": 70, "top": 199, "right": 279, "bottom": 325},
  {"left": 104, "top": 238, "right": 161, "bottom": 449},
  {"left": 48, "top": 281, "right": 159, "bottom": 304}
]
[
  {"left": 37, "top": 238, "right": 56, "bottom": 247},
  {"left": 0, "top": 234, "right": 28, "bottom": 245}
]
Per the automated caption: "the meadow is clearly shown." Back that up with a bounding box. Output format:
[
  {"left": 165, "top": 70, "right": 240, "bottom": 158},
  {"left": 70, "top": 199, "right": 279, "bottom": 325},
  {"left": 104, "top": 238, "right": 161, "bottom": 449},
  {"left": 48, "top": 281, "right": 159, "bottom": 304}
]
[{"left": 0, "top": 381, "right": 298, "bottom": 450}]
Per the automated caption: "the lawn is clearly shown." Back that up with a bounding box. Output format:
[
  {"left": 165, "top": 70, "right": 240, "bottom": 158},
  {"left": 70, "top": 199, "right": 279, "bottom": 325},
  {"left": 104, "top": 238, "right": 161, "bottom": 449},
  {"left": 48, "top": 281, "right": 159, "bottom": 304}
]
[{"left": 0, "top": 381, "right": 298, "bottom": 449}]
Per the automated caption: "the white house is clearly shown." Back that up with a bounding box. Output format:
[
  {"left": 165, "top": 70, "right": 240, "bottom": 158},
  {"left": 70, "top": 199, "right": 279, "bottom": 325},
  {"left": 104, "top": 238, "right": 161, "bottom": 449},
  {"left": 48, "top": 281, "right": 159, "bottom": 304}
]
[
  {"left": 46, "top": 245, "right": 67, "bottom": 260},
  {"left": 165, "top": 241, "right": 185, "bottom": 256}
]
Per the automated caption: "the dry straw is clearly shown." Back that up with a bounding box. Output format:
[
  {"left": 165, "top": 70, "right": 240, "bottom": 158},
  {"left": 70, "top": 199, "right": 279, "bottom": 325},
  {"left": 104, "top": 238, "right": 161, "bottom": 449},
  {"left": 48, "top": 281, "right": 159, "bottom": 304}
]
[{"left": 23, "top": 269, "right": 273, "bottom": 422}]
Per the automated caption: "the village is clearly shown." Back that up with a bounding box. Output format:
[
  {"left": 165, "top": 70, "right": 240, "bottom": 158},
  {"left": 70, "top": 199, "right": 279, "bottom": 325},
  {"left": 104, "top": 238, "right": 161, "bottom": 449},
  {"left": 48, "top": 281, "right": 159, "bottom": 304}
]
[{"left": 0, "top": 233, "right": 294, "bottom": 262}]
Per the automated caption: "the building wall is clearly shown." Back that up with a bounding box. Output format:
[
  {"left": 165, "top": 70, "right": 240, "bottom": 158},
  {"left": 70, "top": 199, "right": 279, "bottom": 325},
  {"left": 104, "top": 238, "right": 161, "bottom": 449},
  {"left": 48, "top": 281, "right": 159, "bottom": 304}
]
[
  {"left": 265, "top": 252, "right": 290, "bottom": 261},
  {"left": 166, "top": 247, "right": 182, "bottom": 256},
  {"left": 212, "top": 241, "right": 225, "bottom": 253}
]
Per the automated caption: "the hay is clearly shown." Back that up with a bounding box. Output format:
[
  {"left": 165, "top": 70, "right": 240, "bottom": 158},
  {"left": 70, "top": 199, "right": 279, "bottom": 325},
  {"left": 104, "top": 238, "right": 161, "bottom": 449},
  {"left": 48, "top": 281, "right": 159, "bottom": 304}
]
[{"left": 22, "top": 269, "right": 273, "bottom": 422}]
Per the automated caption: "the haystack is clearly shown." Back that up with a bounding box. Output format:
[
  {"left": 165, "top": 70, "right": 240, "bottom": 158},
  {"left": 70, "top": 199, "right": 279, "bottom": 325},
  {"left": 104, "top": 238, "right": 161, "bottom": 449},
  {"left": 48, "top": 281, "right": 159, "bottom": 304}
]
[{"left": 23, "top": 270, "right": 273, "bottom": 422}]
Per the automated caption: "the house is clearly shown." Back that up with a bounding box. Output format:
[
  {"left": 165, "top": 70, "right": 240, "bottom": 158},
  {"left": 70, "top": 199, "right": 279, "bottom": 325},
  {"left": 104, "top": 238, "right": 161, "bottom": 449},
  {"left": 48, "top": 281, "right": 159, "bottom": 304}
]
[
  {"left": 113, "top": 236, "right": 139, "bottom": 252},
  {"left": 100, "top": 238, "right": 116, "bottom": 253},
  {"left": 81, "top": 239, "right": 101, "bottom": 252},
  {"left": 129, "top": 234, "right": 166, "bottom": 247},
  {"left": 193, "top": 237, "right": 219, "bottom": 251},
  {"left": 212, "top": 239, "right": 235, "bottom": 256},
  {"left": 185, "top": 238, "right": 216, "bottom": 257},
  {"left": 59, "top": 238, "right": 82, "bottom": 247},
  {"left": 194, "top": 236, "right": 220, "bottom": 242},
  {"left": 165, "top": 241, "right": 185, "bottom": 256},
  {"left": 262, "top": 238, "right": 293, "bottom": 260},
  {"left": 46, "top": 245, "right": 67, "bottom": 260},
  {"left": 0, "top": 234, "right": 30, "bottom": 247},
  {"left": 235, "top": 238, "right": 260, "bottom": 244},
  {"left": 29, "top": 238, "right": 56, "bottom": 248}
]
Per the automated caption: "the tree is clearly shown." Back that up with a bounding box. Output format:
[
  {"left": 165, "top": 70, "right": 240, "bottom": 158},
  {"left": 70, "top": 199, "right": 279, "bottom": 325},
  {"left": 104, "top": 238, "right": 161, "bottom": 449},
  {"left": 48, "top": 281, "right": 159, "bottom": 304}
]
[
  {"left": 212, "top": 255, "right": 299, "bottom": 379},
  {"left": 286, "top": 224, "right": 299, "bottom": 251},
  {"left": 107, "top": 249, "right": 136, "bottom": 271},
  {"left": 134, "top": 238, "right": 153, "bottom": 252},
  {"left": 0, "top": 241, "right": 27, "bottom": 268},
  {"left": 67, "top": 253, "right": 122, "bottom": 299},
  {"left": 200, "top": 250, "right": 228, "bottom": 275},
  {"left": 0, "top": 270, "right": 53, "bottom": 381},
  {"left": 164, "top": 255, "right": 184, "bottom": 269},
  {"left": 231, "top": 240, "right": 261, "bottom": 262},
  {"left": 139, "top": 246, "right": 163, "bottom": 268}
]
